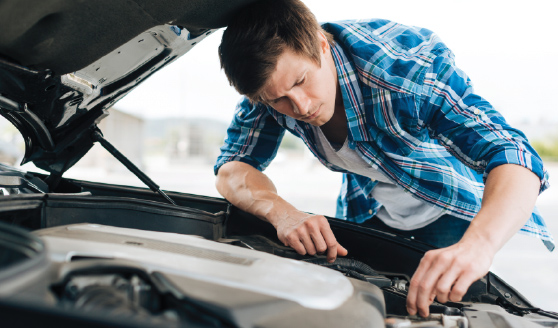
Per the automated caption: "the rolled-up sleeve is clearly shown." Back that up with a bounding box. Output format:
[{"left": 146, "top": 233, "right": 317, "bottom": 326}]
[
  {"left": 419, "top": 53, "right": 549, "bottom": 193},
  {"left": 214, "top": 97, "right": 285, "bottom": 175}
]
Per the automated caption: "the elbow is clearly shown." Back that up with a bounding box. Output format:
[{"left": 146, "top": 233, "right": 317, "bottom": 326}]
[
  {"left": 215, "top": 163, "right": 231, "bottom": 197},
  {"left": 215, "top": 161, "right": 251, "bottom": 197}
]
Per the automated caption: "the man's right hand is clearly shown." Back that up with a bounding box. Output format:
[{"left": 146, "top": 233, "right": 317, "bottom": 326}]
[
  {"left": 273, "top": 211, "right": 348, "bottom": 262},
  {"left": 216, "top": 161, "right": 347, "bottom": 263}
]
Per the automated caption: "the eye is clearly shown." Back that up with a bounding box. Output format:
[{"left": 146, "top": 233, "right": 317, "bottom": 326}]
[{"left": 295, "top": 77, "right": 306, "bottom": 86}]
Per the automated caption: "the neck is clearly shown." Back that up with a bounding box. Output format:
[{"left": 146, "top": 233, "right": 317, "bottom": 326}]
[{"left": 320, "top": 83, "right": 347, "bottom": 144}]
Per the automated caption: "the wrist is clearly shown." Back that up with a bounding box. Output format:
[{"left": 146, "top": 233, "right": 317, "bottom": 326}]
[
  {"left": 259, "top": 194, "right": 301, "bottom": 229},
  {"left": 459, "top": 218, "right": 499, "bottom": 256}
]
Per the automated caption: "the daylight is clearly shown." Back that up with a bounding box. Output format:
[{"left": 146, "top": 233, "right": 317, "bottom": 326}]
[
  {"left": 93, "top": 0, "right": 558, "bottom": 310},
  {"left": 1, "top": 0, "right": 557, "bottom": 314}
]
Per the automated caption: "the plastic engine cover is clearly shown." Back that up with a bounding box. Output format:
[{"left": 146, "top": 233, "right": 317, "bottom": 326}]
[{"left": 36, "top": 224, "right": 386, "bottom": 327}]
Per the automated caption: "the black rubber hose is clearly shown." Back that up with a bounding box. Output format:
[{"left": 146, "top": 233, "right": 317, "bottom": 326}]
[{"left": 303, "top": 258, "right": 380, "bottom": 276}]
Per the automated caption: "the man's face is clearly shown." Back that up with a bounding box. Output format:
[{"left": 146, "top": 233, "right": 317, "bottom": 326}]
[{"left": 261, "top": 33, "right": 338, "bottom": 127}]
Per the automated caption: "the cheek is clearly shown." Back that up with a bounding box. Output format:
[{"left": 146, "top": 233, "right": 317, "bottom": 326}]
[
  {"left": 320, "top": 73, "right": 336, "bottom": 103},
  {"left": 310, "top": 73, "right": 332, "bottom": 101},
  {"left": 271, "top": 103, "right": 288, "bottom": 115},
  {"left": 272, "top": 101, "right": 295, "bottom": 117},
  {"left": 320, "top": 68, "right": 335, "bottom": 93}
]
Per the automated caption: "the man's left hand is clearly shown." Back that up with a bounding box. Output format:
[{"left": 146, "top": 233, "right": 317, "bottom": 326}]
[{"left": 406, "top": 240, "right": 494, "bottom": 317}]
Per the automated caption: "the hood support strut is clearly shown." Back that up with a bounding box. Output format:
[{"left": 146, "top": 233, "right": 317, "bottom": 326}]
[{"left": 91, "top": 130, "right": 177, "bottom": 206}]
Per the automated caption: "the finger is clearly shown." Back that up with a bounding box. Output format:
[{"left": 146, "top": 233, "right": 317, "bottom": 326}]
[
  {"left": 319, "top": 224, "right": 339, "bottom": 263},
  {"left": 337, "top": 244, "right": 348, "bottom": 256},
  {"left": 307, "top": 218, "right": 327, "bottom": 254},
  {"left": 286, "top": 234, "right": 307, "bottom": 255},
  {"left": 309, "top": 226, "right": 328, "bottom": 254},
  {"left": 300, "top": 231, "right": 317, "bottom": 256},
  {"left": 415, "top": 256, "right": 452, "bottom": 317},
  {"left": 325, "top": 240, "right": 338, "bottom": 263},
  {"left": 315, "top": 220, "right": 347, "bottom": 257},
  {"left": 449, "top": 271, "right": 479, "bottom": 302},
  {"left": 407, "top": 250, "right": 447, "bottom": 316},
  {"left": 407, "top": 253, "right": 434, "bottom": 315},
  {"left": 435, "top": 265, "right": 463, "bottom": 304}
]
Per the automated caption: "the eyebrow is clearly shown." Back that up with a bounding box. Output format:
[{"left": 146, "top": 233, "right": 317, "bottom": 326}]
[{"left": 266, "top": 71, "right": 306, "bottom": 104}]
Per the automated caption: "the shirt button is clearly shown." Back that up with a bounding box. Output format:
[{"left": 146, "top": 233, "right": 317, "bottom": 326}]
[
  {"left": 473, "top": 108, "right": 481, "bottom": 115},
  {"left": 368, "top": 209, "right": 373, "bottom": 215}
]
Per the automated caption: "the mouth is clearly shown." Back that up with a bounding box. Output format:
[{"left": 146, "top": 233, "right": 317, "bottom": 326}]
[{"left": 304, "top": 106, "right": 321, "bottom": 121}]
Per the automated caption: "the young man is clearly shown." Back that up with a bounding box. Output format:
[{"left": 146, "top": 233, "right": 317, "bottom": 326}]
[{"left": 214, "top": 0, "right": 553, "bottom": 317}]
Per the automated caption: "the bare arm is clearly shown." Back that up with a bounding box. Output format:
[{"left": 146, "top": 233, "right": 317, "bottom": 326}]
[
  {"left": 406, "top": 164, "right": 541, "bottom": 317},
  {"left": 215, "top": 161, "right": 347, "bottom": 262}
]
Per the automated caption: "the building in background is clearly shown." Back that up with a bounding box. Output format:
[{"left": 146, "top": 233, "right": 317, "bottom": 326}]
[
  {"left": 144, "top": 117, "right": 228, "bottom": 165},
  {"left": 77, "top": 108, "right": 145, "bottom": 171}
]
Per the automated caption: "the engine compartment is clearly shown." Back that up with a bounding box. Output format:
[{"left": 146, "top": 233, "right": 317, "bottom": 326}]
[{"left": 1, "top": 175, "right": 558, "bottom": 328}]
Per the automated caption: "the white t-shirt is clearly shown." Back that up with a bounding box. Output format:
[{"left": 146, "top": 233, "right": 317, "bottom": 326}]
[{"left": 312, "top": 126, "right": 445, "bottom": 230}]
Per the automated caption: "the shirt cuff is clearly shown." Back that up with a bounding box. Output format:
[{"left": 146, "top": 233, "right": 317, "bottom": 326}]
[{"left": 483, "top": 149, "right": 550, "bottom": 194}]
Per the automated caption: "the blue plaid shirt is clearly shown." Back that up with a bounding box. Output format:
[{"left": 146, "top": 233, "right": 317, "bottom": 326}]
[{"left": 215, "top": 19, "right": 554, "bottom": 251}]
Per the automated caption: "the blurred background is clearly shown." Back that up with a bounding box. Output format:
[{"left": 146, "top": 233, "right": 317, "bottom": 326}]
[{"left": 1, "top": 0, "right": 557, "bottom": 311}]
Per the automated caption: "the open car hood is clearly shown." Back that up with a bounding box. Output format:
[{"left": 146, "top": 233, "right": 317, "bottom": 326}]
[
  {"left": 0, "top": 0, "right": 256, "bottom": 176},
  {"left": 1, "top": 3, "right": 558, "bottom": 325}
]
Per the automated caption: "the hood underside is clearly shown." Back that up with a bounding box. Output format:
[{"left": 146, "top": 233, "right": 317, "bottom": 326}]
[
  {"left": 0, "top": 0, "right": 257, "bottom": 177},
  {"left": 0, "top": 0, "right": 256, "bottom": 75}
]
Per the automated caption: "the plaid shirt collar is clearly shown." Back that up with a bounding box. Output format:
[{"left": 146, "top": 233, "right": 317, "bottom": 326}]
[{"left": 330, "top": 42, "right": 371, "bottom": 143}]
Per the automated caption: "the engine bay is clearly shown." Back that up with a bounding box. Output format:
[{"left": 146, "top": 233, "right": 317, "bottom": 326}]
[
  {"left": 0, "top": 173, "right": 557, "bottom": 327},
  {"left": 1, "top": 219, "right": 557, "bottom": 328}
]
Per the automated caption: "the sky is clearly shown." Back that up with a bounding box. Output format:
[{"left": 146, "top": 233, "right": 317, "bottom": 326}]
[{"left": 117, "top": 0, "right": 558, "bottom": 125}]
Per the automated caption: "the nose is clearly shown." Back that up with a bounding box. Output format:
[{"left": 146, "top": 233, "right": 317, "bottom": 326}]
[{"left": 290, "top": 92, "right": 310, "bottom": 116}]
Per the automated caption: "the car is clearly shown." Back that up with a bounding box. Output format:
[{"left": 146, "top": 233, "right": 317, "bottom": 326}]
[{"left": 1, "top": 1, "right": 557, "bottom": 327}]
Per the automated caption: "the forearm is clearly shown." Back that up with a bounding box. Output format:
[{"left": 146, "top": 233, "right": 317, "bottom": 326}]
[
  {"left": 215, "top": 161, "right": 298, "bottom": 227},
  {"left": 215, "top": 161, "right": 347, "bottom": 261},
  {"left": 459, "top": 163, "right": 541, "bottom": 254},
  {"left": 407, "top": 164, "right": 541, "bottom": 317}
]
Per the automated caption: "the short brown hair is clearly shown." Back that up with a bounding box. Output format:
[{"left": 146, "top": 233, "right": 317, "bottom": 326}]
[{"left": 219, "top": 0, "right": 334, "bottom": 102}]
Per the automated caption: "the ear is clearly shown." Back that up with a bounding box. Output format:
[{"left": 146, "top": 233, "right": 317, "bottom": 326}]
[{"left": 317, "top": 30, "right": 329, "bottom": 54}]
